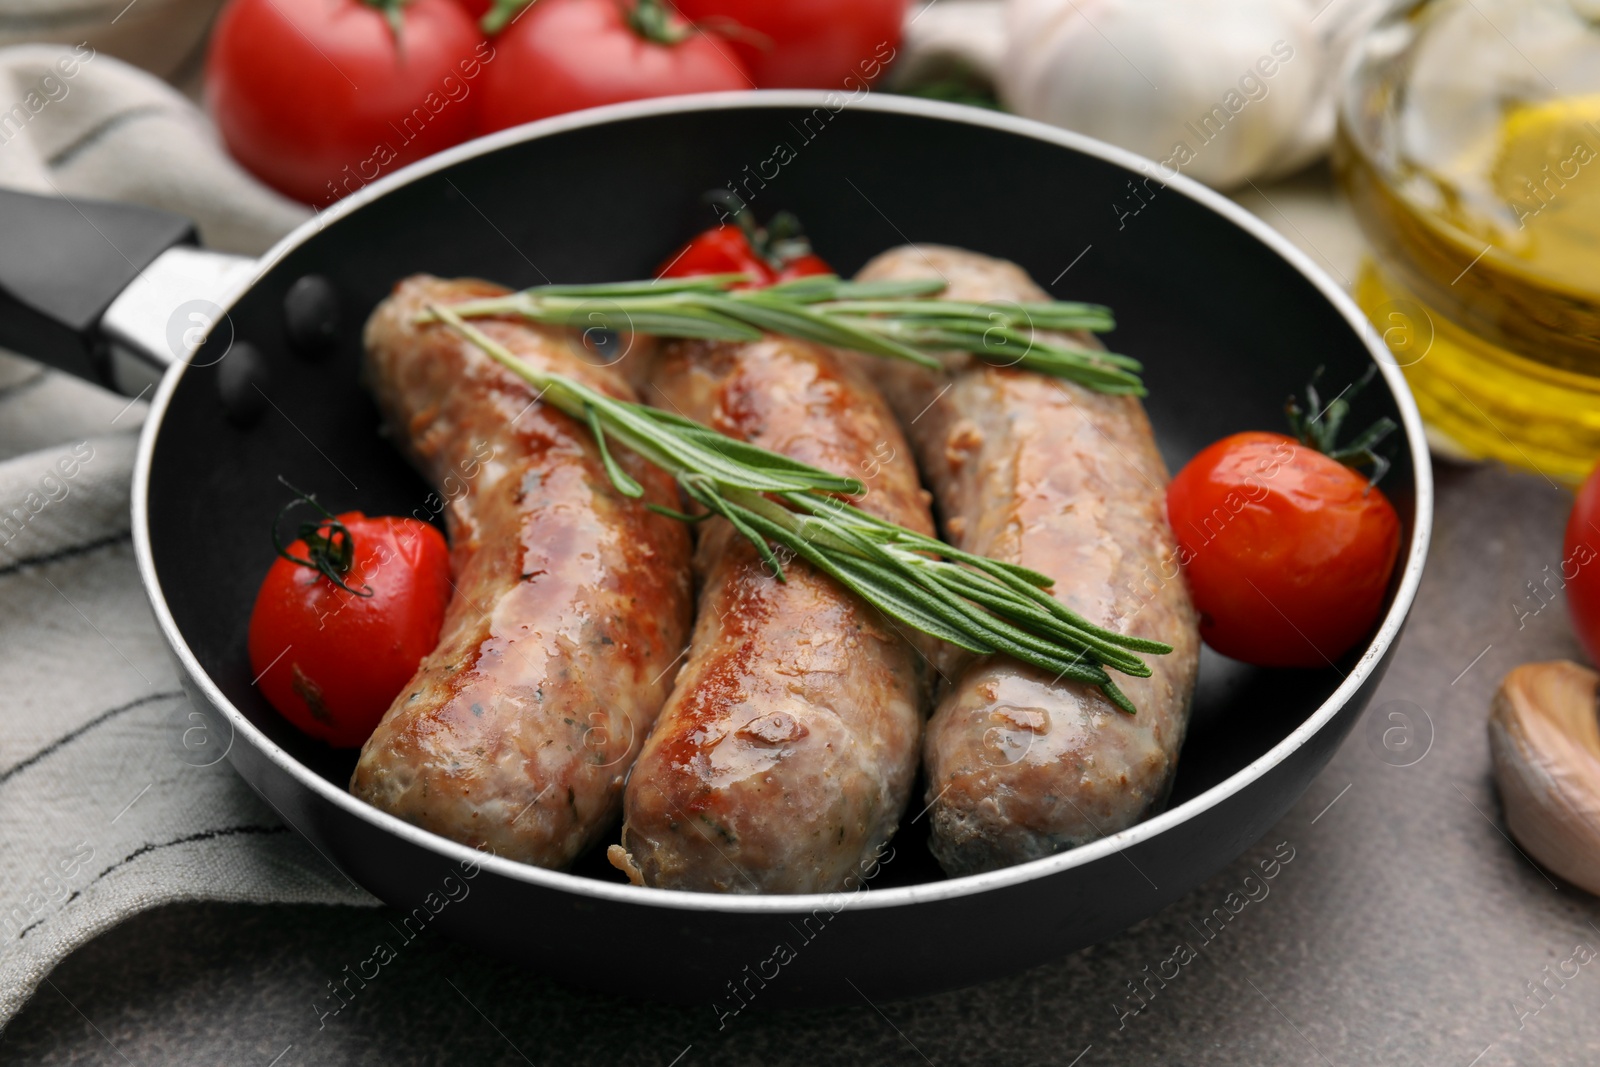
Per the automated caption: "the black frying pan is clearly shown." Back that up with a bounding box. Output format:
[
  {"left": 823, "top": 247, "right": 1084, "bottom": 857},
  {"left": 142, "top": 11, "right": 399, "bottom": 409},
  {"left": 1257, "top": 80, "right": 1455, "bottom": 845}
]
[{"left": 0, "top": 93, "right": 1431, "bottom": 1005}]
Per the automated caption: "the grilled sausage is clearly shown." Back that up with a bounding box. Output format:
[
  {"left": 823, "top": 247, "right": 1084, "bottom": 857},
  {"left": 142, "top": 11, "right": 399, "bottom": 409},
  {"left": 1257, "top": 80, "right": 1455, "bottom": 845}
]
[
  {"left": 854, "top": 246, "right": 1201, "bottom": 876},
  {"left": 351, "top": 275, "right": 693, "bottom": 868},
  {"left": 607, "top": 335, "right": 934, "bottom": 893}
]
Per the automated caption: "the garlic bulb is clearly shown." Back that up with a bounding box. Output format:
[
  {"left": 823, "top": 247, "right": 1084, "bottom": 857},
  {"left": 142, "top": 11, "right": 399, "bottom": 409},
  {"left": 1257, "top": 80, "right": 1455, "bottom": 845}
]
[
  {"left": 894, "top": 1, "right": 1008, "bottom": 91},
  {"left": 1488, "top": 660, "right": 1600, "bottom": 895},
  {"left": 998, "top": 0, "right": 1328, "bottom": 188}
]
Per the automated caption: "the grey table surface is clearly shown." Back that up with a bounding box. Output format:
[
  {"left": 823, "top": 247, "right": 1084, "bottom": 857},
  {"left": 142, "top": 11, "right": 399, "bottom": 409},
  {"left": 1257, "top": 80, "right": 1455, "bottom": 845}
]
[{"left": 1, "top": 458, "right": 1594, "bottom": 1066}]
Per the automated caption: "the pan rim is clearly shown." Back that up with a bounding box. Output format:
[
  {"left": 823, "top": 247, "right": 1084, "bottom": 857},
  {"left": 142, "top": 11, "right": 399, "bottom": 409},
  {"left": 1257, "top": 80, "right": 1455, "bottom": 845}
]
[{"left": 132, "top": 90, "right": 1433, "bottom": 915}]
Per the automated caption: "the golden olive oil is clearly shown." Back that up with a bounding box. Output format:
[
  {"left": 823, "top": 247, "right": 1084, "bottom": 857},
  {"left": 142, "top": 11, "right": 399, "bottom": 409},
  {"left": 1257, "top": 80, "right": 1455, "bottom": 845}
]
[{"left": 1339, "top": 54, "right": 1600, "bottom": 482}]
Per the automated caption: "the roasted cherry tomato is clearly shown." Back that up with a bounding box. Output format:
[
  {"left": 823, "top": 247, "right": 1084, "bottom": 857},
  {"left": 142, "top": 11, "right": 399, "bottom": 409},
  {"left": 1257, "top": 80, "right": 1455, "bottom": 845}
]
[
  {"left": 671, "top": 0, "right": 908, "bottom": 89},
  {"left": 658, "top": 203, "right": 833, "bottom": 287},
  {"left": 248, "top": 501, "right": 451, "bottom": 747},
  {"left": 1566, "top": 461, "right": 1600, "bottom": 666},
  {"left": 207, "top": 0, "right": 489, "bottom": 206},
  {"left": 774, "top": 250, "right": 834, "bottom": 282},
  {"left": 476, "top": 0, "right": 751, "bottom": 133},
  {"left": 1166, "top": 381, "right": 1402, "bottom": 668},
  {"left": 659, "top": 224, "right": 778, "bottom": 286}
]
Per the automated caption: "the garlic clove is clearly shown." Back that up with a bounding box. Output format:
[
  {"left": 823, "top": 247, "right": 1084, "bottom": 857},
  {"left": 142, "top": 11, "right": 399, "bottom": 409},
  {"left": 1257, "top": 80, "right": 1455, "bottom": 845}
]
[
  {"left": 1488, "top": 660, "right": 1600, "bottom": 895},
  {"left": 998, "top": 0, "right": 1325, "bottom": 189}
]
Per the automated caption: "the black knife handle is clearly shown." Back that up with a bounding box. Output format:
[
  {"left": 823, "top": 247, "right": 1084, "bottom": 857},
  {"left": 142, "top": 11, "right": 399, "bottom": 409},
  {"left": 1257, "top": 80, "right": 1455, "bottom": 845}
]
[{"left": 0, "top": 187, "right": 196, "bottom": 386}]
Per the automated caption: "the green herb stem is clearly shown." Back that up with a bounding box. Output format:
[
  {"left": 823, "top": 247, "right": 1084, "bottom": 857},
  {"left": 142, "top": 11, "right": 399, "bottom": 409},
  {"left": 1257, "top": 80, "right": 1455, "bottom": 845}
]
[{"left": 427, "top": 273, "right": 1146, "bottom": 395}]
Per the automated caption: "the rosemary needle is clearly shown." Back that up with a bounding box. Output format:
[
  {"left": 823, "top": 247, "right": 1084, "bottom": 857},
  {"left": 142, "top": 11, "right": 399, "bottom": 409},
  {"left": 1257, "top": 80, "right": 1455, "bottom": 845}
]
[
  {"left": 425, "top": 273, "right": 1146, "bottom": 396},
  {"left": 425, "top": 303, "right": 1167, "bottom": 714}
]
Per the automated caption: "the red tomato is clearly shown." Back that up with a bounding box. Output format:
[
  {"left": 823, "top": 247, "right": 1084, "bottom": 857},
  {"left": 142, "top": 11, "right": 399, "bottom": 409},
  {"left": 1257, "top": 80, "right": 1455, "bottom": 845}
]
[
  {"left": 456, "top": 0, "right": 492, "bottom": 16},
  {"left": 1167, "top": 431, "right": 1401, "bottom": 667},
  {"left": 672, "top": 0, "right": 908, "bottom": 88},
  {"left": 477, "top": 0, "right": 751, "bottom": 134},
  {"left": 774, "top": 252, "right": 833, "bottom": 282},
  {"left": 1566, "top": 462, "right": 1600, "bottom": 666},
  {"left": 248, "top": 512, "right": 451, "bottom": 747},
  {"left": 657, "top": 210, "right": 833, "bottom": 287},
  {"left": 658, "top": 224, "right": 777, "bottom": 286},
  {"left": 206, "top": 0, "right": 488, "bottom": 206}
]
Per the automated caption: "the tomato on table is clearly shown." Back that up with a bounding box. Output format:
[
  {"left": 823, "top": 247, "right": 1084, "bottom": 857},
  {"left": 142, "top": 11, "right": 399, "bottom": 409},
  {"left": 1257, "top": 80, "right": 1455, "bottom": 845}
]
[
  {"left": 671, "top": 0, "right": 909, "bottom": 89},
  {"left": 206, "top": 0, "right": 488, "bottom": 206},
  {"left": 1566, "top": 462, "right": 1600, "bottom": 666},
  {"left": 1166, "top": 375, "right": 1403, "bottom": 668},
  {"left": 248, "top": 492, "right": 452, "bottom": 748},
  {"left": 658, "top": 200, "right": 834, "bottom": 287},
  {"left": 476, "top": 0, "right": 751, "bottom": 133}
]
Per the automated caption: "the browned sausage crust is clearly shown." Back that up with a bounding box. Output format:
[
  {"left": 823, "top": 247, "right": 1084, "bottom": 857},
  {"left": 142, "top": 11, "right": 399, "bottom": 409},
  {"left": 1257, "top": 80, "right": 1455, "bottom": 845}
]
[
  {"left": 854, "top": 246, "right": 1201, "bottom": 877},
  {"left": 608, "top": 335, "right": 934, "bottom": 893},
  {"left": 351, "top": 275, "right": 693, "bottom": 868}
]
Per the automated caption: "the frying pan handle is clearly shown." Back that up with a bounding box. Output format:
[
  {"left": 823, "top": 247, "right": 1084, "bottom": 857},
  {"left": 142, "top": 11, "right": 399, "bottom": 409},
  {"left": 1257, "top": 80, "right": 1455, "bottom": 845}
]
[{"left": 0, "top": 187, "right": 201, "bottom": 393}]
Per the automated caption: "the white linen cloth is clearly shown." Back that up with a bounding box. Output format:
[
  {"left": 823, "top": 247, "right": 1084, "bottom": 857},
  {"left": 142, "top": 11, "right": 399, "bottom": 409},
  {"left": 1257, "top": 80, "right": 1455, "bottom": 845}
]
[{"left": 0, "top": 44, "right": 370, "bottom": 1028}]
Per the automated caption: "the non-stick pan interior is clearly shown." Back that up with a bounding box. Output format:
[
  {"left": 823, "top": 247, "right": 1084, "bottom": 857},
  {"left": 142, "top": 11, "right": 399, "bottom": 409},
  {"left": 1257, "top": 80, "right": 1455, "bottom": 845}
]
[{"left": 146, "top": 100, "right": 1415, "bottom": 891}]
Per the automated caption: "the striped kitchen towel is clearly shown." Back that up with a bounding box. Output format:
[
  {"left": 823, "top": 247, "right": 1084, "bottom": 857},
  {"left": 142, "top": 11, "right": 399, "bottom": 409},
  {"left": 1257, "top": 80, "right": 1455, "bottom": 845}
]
[
  {"left": 0, "top": 39, "right": 371, "bottom": 1028},
  {"left": 0, "top": 341, "right": 376, "bottom": 1028},
  {"left": 0, "top": 42, "right": 307, "bottom": 253}
]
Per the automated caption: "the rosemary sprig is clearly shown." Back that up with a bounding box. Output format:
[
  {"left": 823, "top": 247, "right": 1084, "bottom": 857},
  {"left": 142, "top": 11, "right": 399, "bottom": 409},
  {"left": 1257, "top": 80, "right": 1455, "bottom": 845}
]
[
  {"left": 425, "top": 274, "right": 1146, "bottom": 396},
  {"left": 426, "top": 303, "right": 1168, "bottom": 713}
]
